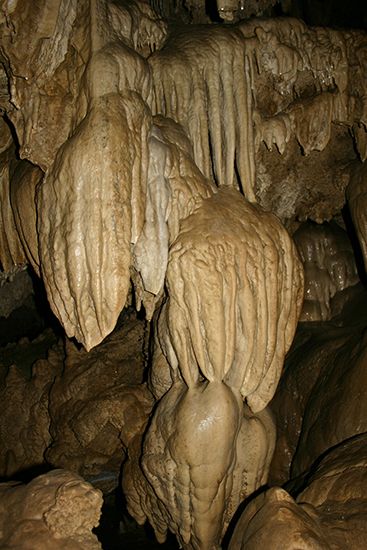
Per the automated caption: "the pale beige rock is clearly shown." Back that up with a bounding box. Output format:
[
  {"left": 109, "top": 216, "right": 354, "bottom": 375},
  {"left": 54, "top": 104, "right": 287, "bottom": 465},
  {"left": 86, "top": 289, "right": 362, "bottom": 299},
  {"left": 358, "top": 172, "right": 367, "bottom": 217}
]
[
  {"left": 37, "top": 93, "right": 150, "bottom": 350},
  {"left": 1, "top": 4, "right": 366, "bottom": 549},
  {"left": 107, "top": 0, "right": 167, "bottom": 57},
  {"left": 149, "top": 18, "right": 366, "bottom": 220},
  {"left": 1, "top": 6, "right": 365, "bottom": 349},
  {"left": 149, "top": 27, "right": 256, "bottom": 199},
  {"left": 142, "top": 380, "right": 243, "bottom": 548},
  {"left": 122, "top": 430, "right": 169, "bottom": 542},
  {"left": 133, "top": 115, "right": 213, "bottom": 318},
  {"left": 0, "top": 469, "right": 103, "bottom": 550},
  {"left": 228, "top": 487, "right": 330, "bottom": 549},
  {"left": 0, "top": 0, "right": 88, "bottom": 170},
  {"left": 126, "top": 186, "right": 303, "bottom": 549},
  {"left": 246, "top": 18, "right": 365, "bottom": 223},
  {"left": 224, "top": 404, "right": 276, "bottom": 528},
  {"left": 165, "top": 188, "right": 304, "bottom": 412}
]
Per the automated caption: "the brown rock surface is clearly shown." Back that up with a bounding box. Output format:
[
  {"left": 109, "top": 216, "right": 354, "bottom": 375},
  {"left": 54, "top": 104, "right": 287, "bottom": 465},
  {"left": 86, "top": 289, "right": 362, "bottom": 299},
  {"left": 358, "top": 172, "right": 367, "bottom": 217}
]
[
  {"left": 293, "top": 221, "right": 359, "bottom": 322},
  {"left": 46, "top": 310, "right": 152, "bottom": 482},
  {"left": 229, "top": 433, "right": 367, "bottom": 549},
  {"left": 0, "top": 309, "right": 149, "bottom": 485},
  {"left": 270, "top": 284, "right": 367, "bottom": 485},
  {"left": 0, "top": 342, "right": 63, "bottom": 478}
]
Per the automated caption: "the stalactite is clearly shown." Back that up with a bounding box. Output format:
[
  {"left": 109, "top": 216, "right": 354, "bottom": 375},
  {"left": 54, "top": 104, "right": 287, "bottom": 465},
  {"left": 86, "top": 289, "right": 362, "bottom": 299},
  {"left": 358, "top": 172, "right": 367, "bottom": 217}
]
[
  {"left": 294, "top": 222, "right": 359, "bottom": 322},
  {"left": 149, "top": 27, "right": 256, "bottom": 201},
  {"left": 132, "top": 115, "right": 214, "bottom": 317},
  {"left": 38, "top": 92, "right": 151, "bottom": 350}
]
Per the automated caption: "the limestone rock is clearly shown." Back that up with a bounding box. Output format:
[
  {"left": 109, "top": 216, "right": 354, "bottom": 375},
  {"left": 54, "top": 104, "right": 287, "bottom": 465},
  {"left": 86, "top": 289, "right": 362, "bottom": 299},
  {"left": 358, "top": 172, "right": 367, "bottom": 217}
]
[
  {"left": 0, "top": 267, "right": 33, "bottom": 319},
  {"left": 0, "top": 342, "right": 63, "bottom": 478},
  {"left": 269, "top": 285, "right": 367, "bottom": 484},
  {"left": 0, "top": 469, "right": 103, "bottom": 550},
  {"left": 228, "top": 487, "right": 329, "bottom": 549},
  {"left": 230, "top": 434, "right": 367, "bottom": 549},
  {"left": 293, "top": 221, "right": 359, "bottom": 322},
  {"left": 126, "top": 187, "right": 303, "bottom": 549},
  {"left": 347, "top": 161, "right": 367, "bottom": 272},
  {"left": 46, "top": 311, "right": 152, "bottom": 480}
]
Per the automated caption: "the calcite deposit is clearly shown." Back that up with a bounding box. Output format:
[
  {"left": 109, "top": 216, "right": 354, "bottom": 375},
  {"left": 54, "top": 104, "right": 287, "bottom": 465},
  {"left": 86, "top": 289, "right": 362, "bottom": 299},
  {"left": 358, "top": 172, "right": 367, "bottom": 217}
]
[
  {"left": 0, "top": 309, "right": 149, "bottom": 488},
  {"left": 0, "top": 469, "right": 103, "bottom": 549},
  {"left": 293, "top": 221, "right": 359, "bottom": 321},
  {"left": 269, "top": 282, "right": 367, "bottom": 485},
  {"left": 0, "top": 342, "right": 63, "bottom": 478},
  {"left": 0, "top": 1, "right": 367, "bottom": 549},
  {"left": 229, "top": 434, "right": 367, "bottom": 549}
]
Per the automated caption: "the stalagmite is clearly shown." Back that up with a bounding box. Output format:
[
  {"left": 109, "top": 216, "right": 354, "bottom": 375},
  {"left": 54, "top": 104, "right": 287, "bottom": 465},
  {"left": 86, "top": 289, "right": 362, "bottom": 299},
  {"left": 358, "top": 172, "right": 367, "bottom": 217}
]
[{"left": 126, "top": 187, "right": 304, "bottom": 549}]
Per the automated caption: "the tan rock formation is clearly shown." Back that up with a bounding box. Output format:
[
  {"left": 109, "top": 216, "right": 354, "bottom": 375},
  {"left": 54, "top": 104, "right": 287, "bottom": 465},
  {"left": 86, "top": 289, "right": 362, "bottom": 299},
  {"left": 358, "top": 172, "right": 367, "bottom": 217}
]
[
  {"left": 0, "top": 143, "right": 26, "bottom": 271},
  {"left": 149, "top": 18, "right": 366, "bottom": 221},
  {"left": 125, "top": 186, "right": 303, "bottom": 548},
  {"left": 229, "top": 487, "right": 330, "bottom": 549},
  {"left": 1, "top": 4, "right": 365, "bottom": 351},
  {"left": 347, "top": 161, "right": 367, "bottom": 272},
  {"left": 229, "top": 433, "right": 367, "bottom": 549},
  {"left": 0, "top": 469, "right": 103, "bottom": 549}
]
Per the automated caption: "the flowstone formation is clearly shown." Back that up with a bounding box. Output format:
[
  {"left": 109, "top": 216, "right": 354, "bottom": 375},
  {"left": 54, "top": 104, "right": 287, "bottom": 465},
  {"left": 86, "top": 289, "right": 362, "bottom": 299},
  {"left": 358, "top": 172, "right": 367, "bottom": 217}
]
[{"left": 0, "top": 1, "right": 367, "bottom": 549}]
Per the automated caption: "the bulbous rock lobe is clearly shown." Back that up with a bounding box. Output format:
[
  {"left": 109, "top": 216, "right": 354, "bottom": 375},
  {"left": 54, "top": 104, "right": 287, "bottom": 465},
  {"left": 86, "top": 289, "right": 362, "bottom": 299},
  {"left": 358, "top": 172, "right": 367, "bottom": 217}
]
[
  {"left": 166, "top": 188, "right": 304, "bottom": 412},
  {"left": 38, "top": 92, "right": 150, "bottom": 350}
]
